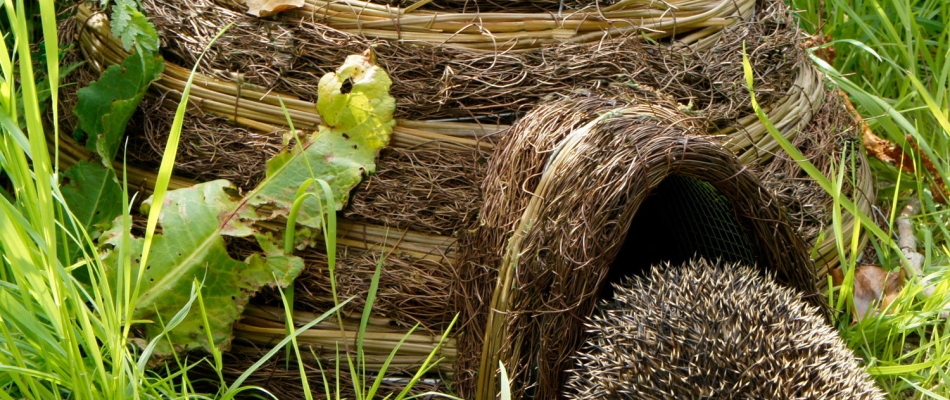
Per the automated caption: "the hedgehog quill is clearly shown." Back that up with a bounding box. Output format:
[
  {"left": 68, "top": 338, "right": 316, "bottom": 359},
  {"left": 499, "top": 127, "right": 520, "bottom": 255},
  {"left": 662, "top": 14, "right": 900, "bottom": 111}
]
[{"left": 566, "top": 259, "right": 884, "bottom": 399}]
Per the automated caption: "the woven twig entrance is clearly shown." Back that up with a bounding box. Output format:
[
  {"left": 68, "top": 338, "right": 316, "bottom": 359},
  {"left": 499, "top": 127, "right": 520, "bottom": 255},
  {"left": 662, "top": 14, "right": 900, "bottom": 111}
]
[{"left": 455, "top": 91, "right": 819, "bottom": 398}]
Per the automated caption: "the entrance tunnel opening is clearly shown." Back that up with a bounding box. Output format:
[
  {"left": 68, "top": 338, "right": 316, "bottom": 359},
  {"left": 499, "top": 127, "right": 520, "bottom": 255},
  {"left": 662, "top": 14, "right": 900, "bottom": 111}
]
[{"left": 600, "top": 175, "right": 757, "bottom": 300}]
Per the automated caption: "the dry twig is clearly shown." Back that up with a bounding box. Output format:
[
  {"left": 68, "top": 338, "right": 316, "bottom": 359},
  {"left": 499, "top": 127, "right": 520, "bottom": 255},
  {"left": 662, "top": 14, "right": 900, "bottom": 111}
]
[{"left": 897, "top": 198, "right": 933, "bottom": 297}]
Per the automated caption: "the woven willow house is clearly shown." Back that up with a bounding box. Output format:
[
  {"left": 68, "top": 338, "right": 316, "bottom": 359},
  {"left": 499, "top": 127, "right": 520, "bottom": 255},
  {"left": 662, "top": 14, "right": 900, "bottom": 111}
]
[{"left": 60, "top": 0, "right": 874, "bottom": 398}]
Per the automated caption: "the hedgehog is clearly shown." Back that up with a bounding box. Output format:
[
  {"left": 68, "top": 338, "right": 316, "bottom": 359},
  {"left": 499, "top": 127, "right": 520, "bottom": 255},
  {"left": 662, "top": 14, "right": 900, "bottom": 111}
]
[{"left": 565, "top": 258, "right": 884, "bottom": 399}]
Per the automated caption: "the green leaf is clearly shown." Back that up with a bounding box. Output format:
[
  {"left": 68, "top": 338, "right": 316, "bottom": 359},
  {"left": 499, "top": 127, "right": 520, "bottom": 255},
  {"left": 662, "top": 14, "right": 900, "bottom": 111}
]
[
  {"left": 98, "top": 52, "right": 393, "bottom": 356},
  {"left": 316, "top": 51, "right": 396, "bottom": 143},
  {"left": 74, "top": 49, "right": 163, "bottom": 167},
  {"left": 249, "top": 52, "right": 394, "bottom": 228},
  {"left": 101, "top": 180, "right": 304, "bottom": 355},
  {"left": 60, "top": 161, "right": 123, "bottom": 264},
  {"left": 110, "top": 0, "right": 160, "bottom": 53}
]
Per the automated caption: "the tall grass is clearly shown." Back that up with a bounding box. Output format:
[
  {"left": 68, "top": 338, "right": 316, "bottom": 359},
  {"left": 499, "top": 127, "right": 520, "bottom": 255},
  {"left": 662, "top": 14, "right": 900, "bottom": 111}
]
[
  {"left": 0, "top": 2, "right": 345, "bottom": 398},
  {"left": 0, "top": 0, "right": 214, "bottom": 397},
  {"left": 790, "top": 0, "right": 950, "bottom": 397},
  {"left": 0, "top": 1, "right": 145, "bottom": 398}
]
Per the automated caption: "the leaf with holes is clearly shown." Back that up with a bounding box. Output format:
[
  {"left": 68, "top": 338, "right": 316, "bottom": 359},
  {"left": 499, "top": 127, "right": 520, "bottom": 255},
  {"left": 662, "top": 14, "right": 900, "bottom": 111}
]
[
  {"left": 247, "top": 50, "right": 394, "bottom": 228},
  {"left": 97, "top": 52, "right": 393, "bottom": 356},
  {"left": 100, "top": 180, "right": 303, "bottom": 355}
]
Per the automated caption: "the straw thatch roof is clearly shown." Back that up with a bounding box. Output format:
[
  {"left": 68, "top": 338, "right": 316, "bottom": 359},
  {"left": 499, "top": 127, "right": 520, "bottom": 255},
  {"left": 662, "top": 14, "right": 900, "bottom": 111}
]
[
  {"left": 140, "top": 0, "right": 802, "bottom": 127},
  {"left": 64, "top": 0, "right": 870, "bottom": 269}
]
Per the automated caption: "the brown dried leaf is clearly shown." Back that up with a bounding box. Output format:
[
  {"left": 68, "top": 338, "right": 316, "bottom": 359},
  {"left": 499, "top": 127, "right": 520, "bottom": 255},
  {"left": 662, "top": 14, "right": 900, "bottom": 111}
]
[
  {"left": 905, "top": 136, "right": 949, "bottom": 204},
  {"left": 245, "top": 0, "right": 304, "bottom": 17},
  {"left": 841, "top": 92, "right": 948, "bottom": 203},
  {"left": 830, "top": 267, "right": 845, "bottom": 286},
  {"left": 830, "top": 266, "right": 904, "bottom": 321},
  {"left": 803, "top": 33, "right": 835, "bottom": 64},
  {"left": 840, "top": 90, "right": 903, "bottom": 167}
]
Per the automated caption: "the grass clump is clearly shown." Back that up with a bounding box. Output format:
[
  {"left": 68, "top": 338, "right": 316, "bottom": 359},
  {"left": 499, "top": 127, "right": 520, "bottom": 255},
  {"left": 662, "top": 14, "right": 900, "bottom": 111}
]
[
  {"left": 0, "top": 2, "right": 342, "bottom": 398},
  {"left": 0, "top": 1, "right": 191, "bottom": 398},
  {"left": 790, "top": 0, "right": 950, "bottom": 397}
]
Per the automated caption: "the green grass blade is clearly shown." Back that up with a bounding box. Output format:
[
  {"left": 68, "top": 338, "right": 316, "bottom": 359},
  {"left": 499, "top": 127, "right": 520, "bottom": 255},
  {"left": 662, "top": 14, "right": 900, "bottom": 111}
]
[
  {"left": 743, "top": 44, "right": 895, "bottom": 250},
  {"left": 394, "top": 314, "right": 458, "bottom": 400},
  {"left": 223, "top": 297, "right": 352, "bottom": 393},
  {"left": 135, "top": 24, "right": 231, "bottom": 306},
  {"left": 365, "top": 323, "right": 417, "bottom": 399}
]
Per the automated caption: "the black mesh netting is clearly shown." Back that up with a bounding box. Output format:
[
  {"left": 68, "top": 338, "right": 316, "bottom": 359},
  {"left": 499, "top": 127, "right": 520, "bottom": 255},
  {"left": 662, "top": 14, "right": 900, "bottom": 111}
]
[{"left": 604, "top": 175, "right": 755, "bottom": 298}]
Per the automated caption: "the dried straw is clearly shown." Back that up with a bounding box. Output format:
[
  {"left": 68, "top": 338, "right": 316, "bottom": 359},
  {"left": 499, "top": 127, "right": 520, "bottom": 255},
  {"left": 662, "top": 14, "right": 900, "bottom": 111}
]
[
  {"left": 234, "top": 305, "right": 457, "bottom": 369},
  {"left": 232, "top": 220, "right": 461, "bottom": 329},
  {"left": 76, "top": 0, "right": 826, "bottom": 179},
  {"left": 233, "top": 0, "right": 755, "bottom": 50},
  {"left": 139, "top": 0, "right": 792, "bottom": 123},
  {"left": 342, "top": 147, "right": 486, "bottom": 236},
  {"left": 75, "top": 5, "right": 503, "bottom": 147},
  {"left": 372, "top": 0, "right": 618, "bottom": 13},
  {"left": 78, "top": 0, "right": 816, "bottom": 156},
  {"left": 200, "top": 341, "right": 447, "bottom": 399}
]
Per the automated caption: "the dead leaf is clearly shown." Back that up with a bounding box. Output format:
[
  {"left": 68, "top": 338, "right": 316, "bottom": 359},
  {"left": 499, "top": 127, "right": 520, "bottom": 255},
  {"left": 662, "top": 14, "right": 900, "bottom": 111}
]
[
  {"left": 246, "top": 0, "right": 304, "bottom": 17},
  {"left": 905, "top": 137, "right": 948, "bottom": 204},
  {"left": 840, "top": 90, "right": 907, "bottom": 168},
  {"left": 803, "top": 33, "right": 836, "bottom": 64},
  {"left": 830, "top": 266, "right": 904, "bottom": 321},
  {"left": 840, "top": 92, "right": 948, "bottom": 203},
  {"left": 830, "top": 267, "right": 844, "bottom": 286}
]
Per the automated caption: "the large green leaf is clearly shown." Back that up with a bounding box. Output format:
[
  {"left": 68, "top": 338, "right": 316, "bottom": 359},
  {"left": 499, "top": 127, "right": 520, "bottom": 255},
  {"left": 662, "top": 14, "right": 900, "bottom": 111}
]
[
  {"left": 248, "top": 51, "right": 394, "bottom": 228},
  {"left": 74, "top": 49, "right": 163, "bottom": 166},
  {"left": 98, "top": 52, "right": 393, "bottom": 356},
  {"left": 101, "top": 180, "right": 303, "bottom": 354},
  {"left": 60, "top": 161, "right": 122, "bottom": 264}
]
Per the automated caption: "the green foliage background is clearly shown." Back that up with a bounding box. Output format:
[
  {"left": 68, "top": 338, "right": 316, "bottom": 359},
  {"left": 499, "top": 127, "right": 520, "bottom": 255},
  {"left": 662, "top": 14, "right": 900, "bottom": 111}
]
[{"left": 794, "top": 0, "right": 950, "bottom": 397}]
